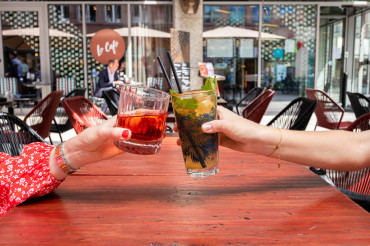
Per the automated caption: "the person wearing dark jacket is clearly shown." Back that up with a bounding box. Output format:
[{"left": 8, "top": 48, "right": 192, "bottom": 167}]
[
  {"left": 5, "top": 50, "right": 23, "bottom": 94},
  {"left": 94, "top": 59, "right": 124, "bottom": 112}
]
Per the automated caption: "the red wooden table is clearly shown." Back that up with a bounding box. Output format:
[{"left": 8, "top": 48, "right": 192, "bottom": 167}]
[{"left": 1, "top": 138, "right": 370, "bottom": 244}]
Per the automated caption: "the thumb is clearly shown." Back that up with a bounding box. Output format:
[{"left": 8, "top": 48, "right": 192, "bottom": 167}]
[
  {"left": 202, "top": 120, "right": 235, "bottom": 135},
  {"left": 95, "top": 127, "right": 132, "bottom": 141}
]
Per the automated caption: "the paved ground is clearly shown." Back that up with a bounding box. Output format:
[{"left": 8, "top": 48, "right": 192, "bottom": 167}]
[{"left": 2, "top": 94, "right": 357, "bottom": 146}]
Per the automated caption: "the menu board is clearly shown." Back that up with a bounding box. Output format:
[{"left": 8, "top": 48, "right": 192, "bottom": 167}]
[
  {"left": 207, "top": 39, "right": 233, "bottom": 58},
  {"left": 173, "top": 62, "right": 190, "bottom": 91},
  {"left": 239, "top": 39, "right": 254, "bottom": 58},
  {"left": 285, "top": 39, "right": 295, "bottom": 53},
  {"left": 198, "top": 62, "right": 208, "bottom": 75}
]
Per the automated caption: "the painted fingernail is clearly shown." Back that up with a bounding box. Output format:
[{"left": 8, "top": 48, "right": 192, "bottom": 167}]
[
  {"left": 122, "top": 130, "right": 130, "bottom": 139},
  {"left": 202, "top": 123, "right": 212, "bottom": 132},
  {"left": 163, "top": 133, "right": 166, "bottom": 139}
]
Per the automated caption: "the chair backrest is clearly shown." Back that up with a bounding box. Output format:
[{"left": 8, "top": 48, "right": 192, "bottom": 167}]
[
  {"left": 24, "top": 90, "right": 64, "bottom": 139},
  {"left": 0, "top": 113, "right": 46, "bottom": 156},
  {"left": 267, "top": 97, "right": 317, "bottom": 130},
  {"left": 102, "top": 89, "right": 120, "bottom": 116},
  {"left": 56, "top": 77, "right": 75, "bottom": 96},
  {"left": 65, "top": 87, "right": 86, "bottom": 98},
  {"left": 236, "top": 87, "right": 266, "bottom": 115},
  {"left": 306, "top": 88, "right": 344, "bottom": 130},
  {"left": 89, "top": 78, "right": 98, "bottom": 98},
  {"left": 61, "top": 96, "right": 108, "bottom": 134},
  {"left": 347, "top": 92, "right": 370, "bottom": 118},
  {"left": 324, "top": 113, "right": 370, "bottom": 195},
  {"left": 242, "top": 89, "right": 275, "bottom": 124},
  {"left": 54, "top": 88, "right": 87, "bottom": 127},
  {"left": 0, "top": 77, "right": 18, "bottom": 95}
]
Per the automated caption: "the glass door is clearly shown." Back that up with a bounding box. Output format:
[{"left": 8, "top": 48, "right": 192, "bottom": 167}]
[{"left": 0, "top": 4, "right": 49, "bottom": 96}]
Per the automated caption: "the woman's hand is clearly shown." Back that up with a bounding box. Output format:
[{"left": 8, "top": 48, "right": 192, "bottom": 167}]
[
  {"left": 50, "top": 116, "right": 131, "bottom": 180},
  {"left": 174, "top": 107, "right": 280, "bottom": 155}
]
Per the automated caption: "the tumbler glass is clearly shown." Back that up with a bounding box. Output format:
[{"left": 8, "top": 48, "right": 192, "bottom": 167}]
[
  {"left": 114, "top": 85, "right": 170, "bottom": 155},
  {"left": 171, "top": 89, "right": 219, "bottom": 177}
]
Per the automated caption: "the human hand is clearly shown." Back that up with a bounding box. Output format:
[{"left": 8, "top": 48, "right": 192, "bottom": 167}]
[
  {"left": 174, "top": 107, "right": 267, "bottom": 153},
  {"left": 114, "top": 81, "right": 124, "bottom": 86},
  {"left": 50, "top": 116, "right": 131, "bottom": 180}
]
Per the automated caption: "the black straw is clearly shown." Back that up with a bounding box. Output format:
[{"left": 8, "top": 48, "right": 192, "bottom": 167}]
[
  {"left": 166, "top": 51, "right": 183, "bottom": 94},
  {"left": 157, "top": 56, "right": 174, "bottom": 91}
]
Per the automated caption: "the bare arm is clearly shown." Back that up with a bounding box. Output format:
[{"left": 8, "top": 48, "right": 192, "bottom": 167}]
[{"left": 192, "top": 107, "right": 370, "bottom": 172}]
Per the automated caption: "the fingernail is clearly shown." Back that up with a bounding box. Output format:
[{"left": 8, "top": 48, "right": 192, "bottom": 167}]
[
  {"left": 163, "top": 133, "right": 166, "bottom": 139},
  {"left": 202, "top": 123, "right": 212, "bottom": 132},
  {"left": 122, "top": 130, "right": 130, "bottom": 139}
]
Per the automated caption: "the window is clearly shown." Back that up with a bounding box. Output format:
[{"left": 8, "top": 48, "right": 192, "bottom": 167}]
[
  {"left": 105, "top": 5, "right": 122, "bottom": 23},
  {"left": 53, "top": 5, "right": 70, "bottom": 23},
  {"left": 86, "top": 5, "right": 96, "bottom": 23}
]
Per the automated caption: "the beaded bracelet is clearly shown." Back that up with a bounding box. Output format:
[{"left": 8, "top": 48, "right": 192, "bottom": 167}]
[{"left": 55, "top": 143, "right": 80, "bottom": 174}]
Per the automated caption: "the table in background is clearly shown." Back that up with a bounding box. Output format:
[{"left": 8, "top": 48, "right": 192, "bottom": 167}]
[
  {"left": 199, "top": 74, "right": 226, "bottom": 81},
  {"left": 0, "top": 100, "right": 15, "bottom": 115},
  {"left": 13, "top": 97, "right": 41, "bottom": 115},
  {"left": 1, "top": 138, "right": 370, "bottom": 244},
  {"left": 22, "top": 82, "right": 52, "bottom": 98}
]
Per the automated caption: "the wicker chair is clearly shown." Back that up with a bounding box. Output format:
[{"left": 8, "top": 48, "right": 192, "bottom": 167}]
[
  {"left": 24, "top": 91, "right": 64, "bottom": 144},
  {"left": 306, "top": 88, "right": 352, "bottom": 130},
  {"left": 347, "top": 92, "right": 370, "bottom": 118},
  {"left": 0, "top": 113, "right": 45, "bottom": 156},
  {"left": 313, "top": 113, "right": 370, "bottom": 210},
  {"left": 242, "top": 89, "right": 275, "bottom": 124},
  {"left": 102, "top": 89, "right": 120, "bottom": 116},
  {"left": 267, "top": 97, "right": 317, "bottom": 130},
  {"left": 50, "top": 88, "right": 87, "bottom": 142},
  {"left": 61, "top": 96, "right": 108, "bottom": 134},
  {"left": 236, "top": 87, "right": 266, "bottom": 115}
]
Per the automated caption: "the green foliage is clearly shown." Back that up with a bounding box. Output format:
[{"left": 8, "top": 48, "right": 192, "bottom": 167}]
[
  {"left": 170, "top": 89, "right": 177, "bottom": 95},
  {"left": 201, "top": 76, "right": 217, "bottom": 91},
  {"left": 175, "top": 98, "right": 199, "bottom": 110}
]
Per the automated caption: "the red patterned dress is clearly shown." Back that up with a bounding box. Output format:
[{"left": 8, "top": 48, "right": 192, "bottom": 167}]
[{"left": 0, "top": 143, "right": 63, "bottom": 217}]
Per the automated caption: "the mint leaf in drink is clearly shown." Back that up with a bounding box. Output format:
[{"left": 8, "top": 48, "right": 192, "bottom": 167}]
[
  {"left": 176, "top": 98, "right": 198, "bottom": 110},
  {"left": 170, "top": 89, "right": 177, "bottom": 95},
  {"left": 201, "top": 76, "right": 217, "bottom": 91}
]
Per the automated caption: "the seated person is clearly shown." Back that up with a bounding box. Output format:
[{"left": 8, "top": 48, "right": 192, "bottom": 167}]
[{"left": 94, "top": 59, "right": 124, "bottom": 112}]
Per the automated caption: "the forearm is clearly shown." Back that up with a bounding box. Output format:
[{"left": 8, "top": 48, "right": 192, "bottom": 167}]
[{"left": 250, "top": 126, "right": 370, "bottom": 171}]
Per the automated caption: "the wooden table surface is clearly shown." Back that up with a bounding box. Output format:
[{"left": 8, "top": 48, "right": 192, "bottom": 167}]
[{"left": 1, "top": 138, "right": 370, "bottom": 244}]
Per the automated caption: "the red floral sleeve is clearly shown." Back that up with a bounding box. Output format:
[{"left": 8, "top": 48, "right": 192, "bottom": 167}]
[{"left": 0, "top": 143, "right": 64, "bottom": 217}]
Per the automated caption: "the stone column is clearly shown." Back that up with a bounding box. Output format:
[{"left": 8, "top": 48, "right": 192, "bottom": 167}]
[{"left": 174, "top": 0, "right": 203, "bottom": 90}]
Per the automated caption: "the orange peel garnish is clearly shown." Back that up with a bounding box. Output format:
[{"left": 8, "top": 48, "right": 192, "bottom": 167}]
[{"left": 136, "top": 110, "right": 141, "bottom": 116}]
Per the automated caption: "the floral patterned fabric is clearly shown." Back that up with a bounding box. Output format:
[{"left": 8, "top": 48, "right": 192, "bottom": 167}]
[{"left": 0, "top": 143, "right": 63, "bottom": 217}]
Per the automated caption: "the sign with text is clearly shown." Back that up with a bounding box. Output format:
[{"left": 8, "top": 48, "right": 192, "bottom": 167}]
[{"left": 90, "top": 29, "right": 125, "bottom": 65}]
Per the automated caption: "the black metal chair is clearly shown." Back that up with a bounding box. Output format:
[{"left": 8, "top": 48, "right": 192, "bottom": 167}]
[
  {"left": 0, "top": 113, "right": 45, "bottom": 157},
  {"left": 236, "top": 87, "right": 266, "bottom": 115},
  {"left": 346, "top": 92, "right": 370, "bottom": 118},
  {"left": 50, "top": 88, "right": 86, "bottom": 142},
  {"left": 267, "top": 97, "right": 317, "bottom": 130},
  {"left": 102, "top": 89, "right": 120, "bottom": 116}
]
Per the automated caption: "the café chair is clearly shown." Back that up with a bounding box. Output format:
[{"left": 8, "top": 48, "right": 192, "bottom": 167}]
[
  {"left": 306, "top": 88, "right": 352, "bottom": 130},
  {"left": 0, "top": 112, "right": 45, "bottom": 157},
  {"left": 56, "top": 77, "right": 76, "bottom": 96},
  {"left": 346, "top": 92, "right": 370, "bottom": 118},
  {"left": 50, "top": 88, "right": 87, "bottom": 142},
  {"left": 24, "top": 91, "right": 64, "bottom": 145},
  {"left": 267, "top": 97, "right": 317, "bottom": 130},
  {"left": 0, "top": 77, "right": 18, "bottom": 96},
  {"left": 236, "top": 87, "right": 266, "bottom": 115},
  {"left": 313, "top": 113, "right": 370, "bottom": 210},
  {"left": 61, "top": 96, "right": 108, "bottom": 134},
  {"left": 102, "top": 89, "right": 120, "bottom": 116},
  {"left": 242, "top": 89, "right": 275, "bottom": 124},
  {"left": 89, "top": 77, "right": 105, "bottom": 108}
]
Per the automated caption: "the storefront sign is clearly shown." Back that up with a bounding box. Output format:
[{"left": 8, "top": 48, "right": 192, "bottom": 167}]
[{"left": 90, "top": 29, "right": 125, "bottom": 65}]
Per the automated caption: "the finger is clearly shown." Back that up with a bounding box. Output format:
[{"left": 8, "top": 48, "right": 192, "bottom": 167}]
[
  {"left": 95, "top": 126, "right": 131, "bottom": 142},
  {"left": 173, "top": 125, "right": 178, "bottom": 133},
  {"left": 201, "top": 120, "right": 235, "bottom": 135},
  {"left": 176, "top": 138, "right": 181, "bottom": 146},
  {"left": 99, "top": 115, "right": 117, "bottom": 128},
  {"left": 163, "top": 133, "right": 166, "bottom": 139}
]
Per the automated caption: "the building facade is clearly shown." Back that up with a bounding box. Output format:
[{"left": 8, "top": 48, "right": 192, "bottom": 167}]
[{"left": 0, "top": 0, "right": 369, "bottom": 107}]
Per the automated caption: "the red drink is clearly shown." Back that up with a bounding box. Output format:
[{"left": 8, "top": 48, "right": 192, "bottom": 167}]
[{"left": 117, "top": 111, "right": 167, "bottom": 141}]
